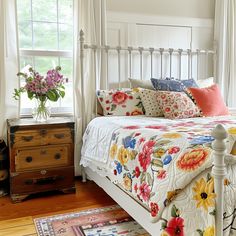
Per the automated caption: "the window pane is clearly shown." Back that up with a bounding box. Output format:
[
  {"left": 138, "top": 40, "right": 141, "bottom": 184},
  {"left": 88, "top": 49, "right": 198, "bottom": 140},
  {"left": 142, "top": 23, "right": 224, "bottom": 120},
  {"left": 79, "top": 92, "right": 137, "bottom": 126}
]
[
  {"left": 33, "top": 22, "right": 58, "bottom": 50},
  {"left": 58, "top": 0, "right": 73, "bottom": 24},
  {"left": 60, "top": 58, "right": 73, "bottom": 80},
  {"left": 20, "top": 56, "right": 34, "bottom": 69},
  {"left": 59, "top": 24, "right": 73, "bottom": 50},
  {"left": 18, "top": 21, "right": 32, "bottom": 49},
  {"left": 17, "top": 0, "right": 31, "bottom": 21},
  {"left": 32, "top": 0, "right": 57, "bottom": 22},
  {"left": 34, "top": 56, "right": 59, "bottom": 74}
]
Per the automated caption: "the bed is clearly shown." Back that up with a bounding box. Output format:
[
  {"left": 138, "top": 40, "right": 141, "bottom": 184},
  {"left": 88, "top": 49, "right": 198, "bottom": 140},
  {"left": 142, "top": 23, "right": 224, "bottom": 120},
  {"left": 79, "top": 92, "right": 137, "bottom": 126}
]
[{"left": 78, "top": 30, "right": 236, "bottom": 236}]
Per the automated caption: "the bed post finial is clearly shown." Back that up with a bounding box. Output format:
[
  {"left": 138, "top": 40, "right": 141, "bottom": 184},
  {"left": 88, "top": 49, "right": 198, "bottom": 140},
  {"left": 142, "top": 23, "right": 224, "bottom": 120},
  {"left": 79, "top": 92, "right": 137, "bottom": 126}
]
[{"left": 211, "top": 124, "right": 227, "bottom": 236}]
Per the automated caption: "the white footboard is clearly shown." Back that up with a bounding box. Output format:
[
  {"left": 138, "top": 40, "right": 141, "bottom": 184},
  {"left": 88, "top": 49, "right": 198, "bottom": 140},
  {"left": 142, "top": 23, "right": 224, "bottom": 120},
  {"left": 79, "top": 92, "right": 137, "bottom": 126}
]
[{"left": 211, "top": 124, "right": 228, "bottom": 236}]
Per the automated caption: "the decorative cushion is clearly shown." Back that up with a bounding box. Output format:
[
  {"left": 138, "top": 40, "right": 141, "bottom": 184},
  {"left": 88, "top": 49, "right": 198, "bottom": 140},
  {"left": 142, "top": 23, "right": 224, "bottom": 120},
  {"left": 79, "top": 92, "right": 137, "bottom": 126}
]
[
  {"left": 139, "top": 88, "right": 163, "bottom": 117},
  {"left": 129, "top": 78, "right": 154, "bottom": 90},
  {"left": 97, "top": 89, "right": 144, "bottom": 116},
  {"left": 181, "top": 78, "right": 198, "bottom": 88},
  {"left": 186, "top": 84, "right": 229, "bottom": 117},
  {"left": 151, "top": 78, "right": 186, "bottom": 92},
  {"left": 196, "top": 77, "right": 214, "bottom": 88},
  {"left": 157, "top": 91, "right": 200, "bottom": 119}
]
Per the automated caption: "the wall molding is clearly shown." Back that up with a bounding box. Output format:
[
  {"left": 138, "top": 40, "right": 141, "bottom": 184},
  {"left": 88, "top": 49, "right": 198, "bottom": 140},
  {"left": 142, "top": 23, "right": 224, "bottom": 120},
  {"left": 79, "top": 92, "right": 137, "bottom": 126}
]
[{"left": 107, "top": 11, "right": 214, "bottom": 28}]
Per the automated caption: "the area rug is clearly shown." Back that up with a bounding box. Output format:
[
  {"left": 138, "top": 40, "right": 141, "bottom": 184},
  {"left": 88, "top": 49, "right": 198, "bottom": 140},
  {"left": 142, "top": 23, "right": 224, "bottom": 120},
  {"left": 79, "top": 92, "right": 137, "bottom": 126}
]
[{"left": 34, "top": 205, "right": 150, "bottom": 236}]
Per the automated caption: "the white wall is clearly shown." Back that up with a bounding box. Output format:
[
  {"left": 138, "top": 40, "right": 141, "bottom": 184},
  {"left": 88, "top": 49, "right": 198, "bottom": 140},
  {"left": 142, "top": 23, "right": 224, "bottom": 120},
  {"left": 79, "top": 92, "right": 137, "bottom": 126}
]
[
  {"left": 105, "top": 0, "right": 215, "bottom": 86},
  {"left": 107, "top": 0, "right": 215, "bottom": 19}
]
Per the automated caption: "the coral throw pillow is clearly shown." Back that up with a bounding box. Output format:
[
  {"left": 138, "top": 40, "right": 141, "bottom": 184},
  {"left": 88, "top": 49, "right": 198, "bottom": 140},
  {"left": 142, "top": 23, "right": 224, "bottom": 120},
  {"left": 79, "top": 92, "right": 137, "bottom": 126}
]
[
  {"left": 97, "top": 89, "right": 144, "bottom": 116},
  {"left": 187, "top": 84, "right": 229, "bottom": 116},
  {"left": 157, "top": 91, "right": 200, "bottom": 119}
]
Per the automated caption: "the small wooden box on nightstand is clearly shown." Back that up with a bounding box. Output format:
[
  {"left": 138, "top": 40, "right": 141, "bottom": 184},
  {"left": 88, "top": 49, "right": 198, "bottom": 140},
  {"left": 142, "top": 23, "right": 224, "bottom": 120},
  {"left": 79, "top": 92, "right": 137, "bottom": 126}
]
[{"left": 7, "top": 117, "right": 75, "bottom": 202}]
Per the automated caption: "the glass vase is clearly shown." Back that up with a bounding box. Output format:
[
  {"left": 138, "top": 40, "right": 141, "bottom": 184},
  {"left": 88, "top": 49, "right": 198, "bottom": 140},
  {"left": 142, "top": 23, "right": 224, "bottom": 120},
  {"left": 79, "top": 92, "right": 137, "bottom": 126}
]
[{"left": 32, "top": 99, "right": 51, "bottom": 122}]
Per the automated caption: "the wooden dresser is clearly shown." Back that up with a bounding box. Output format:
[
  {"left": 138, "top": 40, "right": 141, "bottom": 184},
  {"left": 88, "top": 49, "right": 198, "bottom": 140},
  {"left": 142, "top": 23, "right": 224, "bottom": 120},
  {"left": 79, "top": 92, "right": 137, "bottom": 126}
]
[{"left": 7, "top": 117, "right": 75, "bottom": 202}]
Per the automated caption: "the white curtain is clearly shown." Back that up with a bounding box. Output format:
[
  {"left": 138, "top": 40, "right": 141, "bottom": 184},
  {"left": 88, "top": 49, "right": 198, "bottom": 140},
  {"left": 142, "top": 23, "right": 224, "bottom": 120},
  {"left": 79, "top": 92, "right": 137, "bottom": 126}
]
[
  {"left": 214, "top": 0, "right": 236, "bottom": 107},
  {"left": 0, "top": 0, "right": 19, "bottom": 139},
  {"left": 73, "top": 0, "right": 107, "bottom": 175}
]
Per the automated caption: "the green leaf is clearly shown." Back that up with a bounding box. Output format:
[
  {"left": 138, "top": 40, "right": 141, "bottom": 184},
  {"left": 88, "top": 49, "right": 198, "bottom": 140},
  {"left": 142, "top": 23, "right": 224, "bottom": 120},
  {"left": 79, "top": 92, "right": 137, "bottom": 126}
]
[
  {"left": 196, "top": 229, "right": 203, "bottom": 236},
  {"left": 209, "top": 209, "right": 216, "bottom": 216},
  {"left": 47, "top": 90, "right": 57, "bottom": 101},
  {"left": 27, "top": 91, "right": 34, "bottom": 99},
  {"left": 111, "top": 104, "right": 117, "bottom": 111},
  {"left": 59, "top": 90, "right": 65, "bottom": 98},
  {"left": 161, "top": 221, "right": 167, "bottom": 229},
  {"left": 147, "top": 172, "right": 153, "bottom": 186},
  {"left": 207, "top": 173, "right": 212, "bottom": 182},
  {"left": 140, "top": 172, "right": 146, "bottom": 184},
  {"left": 124, "top": 165, "right": 129, "bottom": 171},
  {"left": 171, "top": 205, "right": 178, "bottom": 217}
]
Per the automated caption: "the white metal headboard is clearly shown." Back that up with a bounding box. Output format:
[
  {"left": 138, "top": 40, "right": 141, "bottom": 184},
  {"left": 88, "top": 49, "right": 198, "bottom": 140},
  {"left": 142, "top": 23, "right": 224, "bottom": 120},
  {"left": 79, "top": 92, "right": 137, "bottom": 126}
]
[
  {"left": 79, "top": 30, "right": 215, "bottom": 89},
  {"left": 79, "top": 29, "right": 216, "bottom": 126}
]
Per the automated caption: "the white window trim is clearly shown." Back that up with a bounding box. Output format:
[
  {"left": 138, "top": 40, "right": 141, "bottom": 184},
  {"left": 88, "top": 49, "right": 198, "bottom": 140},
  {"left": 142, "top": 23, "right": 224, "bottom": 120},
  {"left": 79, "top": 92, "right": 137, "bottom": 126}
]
[{"left": 19, "top": 49, "right": 73, "bottom": 58}]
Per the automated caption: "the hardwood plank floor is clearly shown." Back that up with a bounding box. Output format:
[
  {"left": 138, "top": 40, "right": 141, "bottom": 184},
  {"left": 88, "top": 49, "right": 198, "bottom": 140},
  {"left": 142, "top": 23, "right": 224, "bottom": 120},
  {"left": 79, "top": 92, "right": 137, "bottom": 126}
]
[{"left": 0, "top": 178, "right": 115, "bottom": 236}]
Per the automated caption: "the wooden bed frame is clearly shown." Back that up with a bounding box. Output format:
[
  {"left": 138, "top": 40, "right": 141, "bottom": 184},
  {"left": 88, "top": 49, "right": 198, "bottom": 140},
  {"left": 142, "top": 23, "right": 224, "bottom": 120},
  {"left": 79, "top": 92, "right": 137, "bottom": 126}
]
[{"left": 79, "top": 29, "right": 227, "bottom": 236}]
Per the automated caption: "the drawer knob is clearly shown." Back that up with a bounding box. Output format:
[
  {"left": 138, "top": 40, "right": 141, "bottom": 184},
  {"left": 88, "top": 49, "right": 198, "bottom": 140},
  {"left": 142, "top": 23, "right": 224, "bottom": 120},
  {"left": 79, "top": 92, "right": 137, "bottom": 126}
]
[
  {"left": 39, "top": 129, "right": 47, "bottom": 136},
  {"left": 22, "top": 136, "right": 33, "bottom": 142},
  {"left": 25, "top": 156, "right": 33, "bottom": 162},
  {"left": 40, "top": 170, "right": 47, "bottom": 175},
  {"left": 54, "top": 133, "right": 65, "bottom": 139},
  {"left": 54, "top": 153, "right": 61, "bottom": 160}
]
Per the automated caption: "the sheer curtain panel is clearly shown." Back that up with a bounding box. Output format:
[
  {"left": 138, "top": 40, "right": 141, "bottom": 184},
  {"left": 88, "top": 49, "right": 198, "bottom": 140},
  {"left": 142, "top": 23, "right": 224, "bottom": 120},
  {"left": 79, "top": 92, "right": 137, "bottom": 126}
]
[
  {"left": 214, "top": 0, "right": 236, "bottom": 107},
  {"left": 0, "top": 0, "right": 19, "bottom": 139},
  {"left": 73, "top": 0, "right": 107, "bottom": 175}
]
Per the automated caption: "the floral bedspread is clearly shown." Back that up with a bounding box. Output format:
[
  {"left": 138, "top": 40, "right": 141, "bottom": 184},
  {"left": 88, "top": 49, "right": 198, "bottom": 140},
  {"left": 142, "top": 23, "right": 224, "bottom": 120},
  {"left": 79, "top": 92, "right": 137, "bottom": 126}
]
[{"left": 81, "top": 116, "right": 236, "bottom": 235}]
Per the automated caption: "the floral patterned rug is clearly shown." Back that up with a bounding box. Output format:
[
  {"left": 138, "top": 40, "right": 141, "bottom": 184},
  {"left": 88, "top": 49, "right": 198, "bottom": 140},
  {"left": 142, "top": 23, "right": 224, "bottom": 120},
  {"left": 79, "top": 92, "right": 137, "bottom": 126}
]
[{"left": 34, "top": 205, "right": 149, "bottom": 236}]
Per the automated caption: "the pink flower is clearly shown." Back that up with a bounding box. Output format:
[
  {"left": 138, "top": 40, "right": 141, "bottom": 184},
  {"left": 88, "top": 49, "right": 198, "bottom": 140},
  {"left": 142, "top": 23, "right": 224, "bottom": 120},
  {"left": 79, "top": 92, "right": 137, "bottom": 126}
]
[
  {"left": 139, "top": 182, "right": 151, "bottom": 202},
  {"left": 138, "top": 140, "right": 155, "bottom": 171},
  {"left": 123, "top": 125, "right": 140, "bottom": 130},
  {"left": 138, "top": 137, "right": 146, "bottom": 144},
  {"left": 134, "top": 183, "right": 138, "bottom": 193},
  {"left": 157, "top": 169, "right": 167, "bottom": 179},
  {"left": 112, "top": 91, "right": 128, "bottom": 105},
  {"left": 168, "top": 147, "right": 180, "bottom": 154},
  {"left": 150, "top": 202, "right": 159, "bottom": 217},
  {"left": 134, "top": 166, "right": 141, "bottom": 178},
  {"left": 165, "top": 217, "right": 184, "bottom": 236}
]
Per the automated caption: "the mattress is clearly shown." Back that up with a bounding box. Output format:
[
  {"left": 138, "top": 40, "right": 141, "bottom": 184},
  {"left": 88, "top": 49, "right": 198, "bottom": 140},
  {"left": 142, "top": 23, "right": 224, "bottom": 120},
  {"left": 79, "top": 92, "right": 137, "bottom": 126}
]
[{"left": 81, "top": 115, "right": 236, "bottom": 235}]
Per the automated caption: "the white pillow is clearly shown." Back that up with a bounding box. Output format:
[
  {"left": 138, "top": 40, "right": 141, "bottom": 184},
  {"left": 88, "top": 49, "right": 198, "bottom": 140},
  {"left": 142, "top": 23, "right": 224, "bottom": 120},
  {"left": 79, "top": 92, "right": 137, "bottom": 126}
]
[
  {"left": 129, "top": 78, "right": 154, "bottom": 90},
  {"left": 196, "top": 77, "right": 214, "bottom": 88}
]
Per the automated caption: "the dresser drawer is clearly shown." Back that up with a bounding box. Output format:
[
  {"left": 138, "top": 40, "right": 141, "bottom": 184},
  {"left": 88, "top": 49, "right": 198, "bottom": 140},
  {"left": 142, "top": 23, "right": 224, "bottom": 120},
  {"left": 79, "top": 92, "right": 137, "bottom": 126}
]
[
  {"left": 13, "top": 128, "right": 72, "bottom": 148},
  {"left": 15, "top": 144, "right": 71, "bottom": 171},
  {"left": 10, "top": 166, "right": 74, "bottom": 194}
]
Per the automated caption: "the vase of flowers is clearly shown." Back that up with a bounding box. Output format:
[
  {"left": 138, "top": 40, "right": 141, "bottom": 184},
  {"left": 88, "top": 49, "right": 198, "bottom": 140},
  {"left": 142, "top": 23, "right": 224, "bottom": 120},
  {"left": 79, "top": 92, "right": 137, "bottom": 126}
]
[{"left": 14, "top": 66, "right": 67, "bottom": 122}]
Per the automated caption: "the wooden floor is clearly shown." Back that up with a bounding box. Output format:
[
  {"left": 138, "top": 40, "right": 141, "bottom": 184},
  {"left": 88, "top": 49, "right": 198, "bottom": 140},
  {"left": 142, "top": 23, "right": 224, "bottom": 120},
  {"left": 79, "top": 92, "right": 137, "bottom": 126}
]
[{"left": 0, "top": 178, "right": 115, "bottom": 236}]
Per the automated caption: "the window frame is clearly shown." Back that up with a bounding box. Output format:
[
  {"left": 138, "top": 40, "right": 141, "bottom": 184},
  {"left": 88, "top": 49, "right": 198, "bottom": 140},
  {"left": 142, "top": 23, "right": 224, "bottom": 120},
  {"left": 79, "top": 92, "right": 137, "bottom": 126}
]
[{"left": 16, "top": 0, "right": 74, "bottom": 117}]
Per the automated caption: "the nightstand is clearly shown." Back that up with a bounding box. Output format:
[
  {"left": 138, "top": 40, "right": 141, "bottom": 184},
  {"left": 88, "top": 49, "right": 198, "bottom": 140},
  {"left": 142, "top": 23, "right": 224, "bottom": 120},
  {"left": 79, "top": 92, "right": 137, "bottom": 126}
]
[{"left": 7, "top": 117, "right": 75, "bottom": 202}]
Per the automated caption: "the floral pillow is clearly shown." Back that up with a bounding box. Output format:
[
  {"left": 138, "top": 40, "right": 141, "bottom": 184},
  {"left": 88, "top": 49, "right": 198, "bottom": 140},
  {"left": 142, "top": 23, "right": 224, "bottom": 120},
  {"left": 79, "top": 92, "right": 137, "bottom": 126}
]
[
  {"left": 139, "top": 88, "right": 163, "bottom": 117},
  {"left": 97, "top": 89, "right": 144, "bottom": 116},
  {"left": 157, "top": 91, "right": 200, "bottom": 119}
]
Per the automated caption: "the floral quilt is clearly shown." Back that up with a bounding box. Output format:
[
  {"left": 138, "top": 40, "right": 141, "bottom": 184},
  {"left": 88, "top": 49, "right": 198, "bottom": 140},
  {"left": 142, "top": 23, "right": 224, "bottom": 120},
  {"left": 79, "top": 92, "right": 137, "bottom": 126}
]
[{"left": 81, "top": 116, "right": 236, "bottom": 236}]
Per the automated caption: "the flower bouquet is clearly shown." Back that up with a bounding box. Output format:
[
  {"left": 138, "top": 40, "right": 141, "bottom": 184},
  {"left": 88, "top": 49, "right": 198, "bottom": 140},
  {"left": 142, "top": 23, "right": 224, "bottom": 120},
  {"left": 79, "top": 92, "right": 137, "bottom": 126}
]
[{"left": 14, "top": 66, "right": 67, "bottom": 122}]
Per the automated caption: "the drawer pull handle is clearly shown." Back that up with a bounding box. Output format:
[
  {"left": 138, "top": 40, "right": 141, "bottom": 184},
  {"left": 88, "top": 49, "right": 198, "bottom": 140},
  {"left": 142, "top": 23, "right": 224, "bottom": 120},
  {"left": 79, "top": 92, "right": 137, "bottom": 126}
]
[
  {"left": 54, "top": 133, "right": 65, "bottom": 139},
  {"left": 40, "top": 170, "right": 47, "bottom": 175},
  {"left": 22, "top": 136, "right": 33, "bottom": 142},
  {"left": 25, "top": 156, "right": 33, "bottom": 162},
  {"left": 39, "top": 129, "right": 47, "bottom": 136},
  {"left": 54, "top": 153, "right": 61, "bottom": 160},
  {"left": 24, "top": 176, "right": 64, "bottom": 185}
]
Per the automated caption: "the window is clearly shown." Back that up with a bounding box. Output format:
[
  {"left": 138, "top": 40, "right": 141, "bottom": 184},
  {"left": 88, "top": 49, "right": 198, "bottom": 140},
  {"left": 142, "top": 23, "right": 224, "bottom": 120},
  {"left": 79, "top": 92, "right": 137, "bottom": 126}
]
[{"left": 16, "top": 0, "right": 74, "bottom": 115}]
